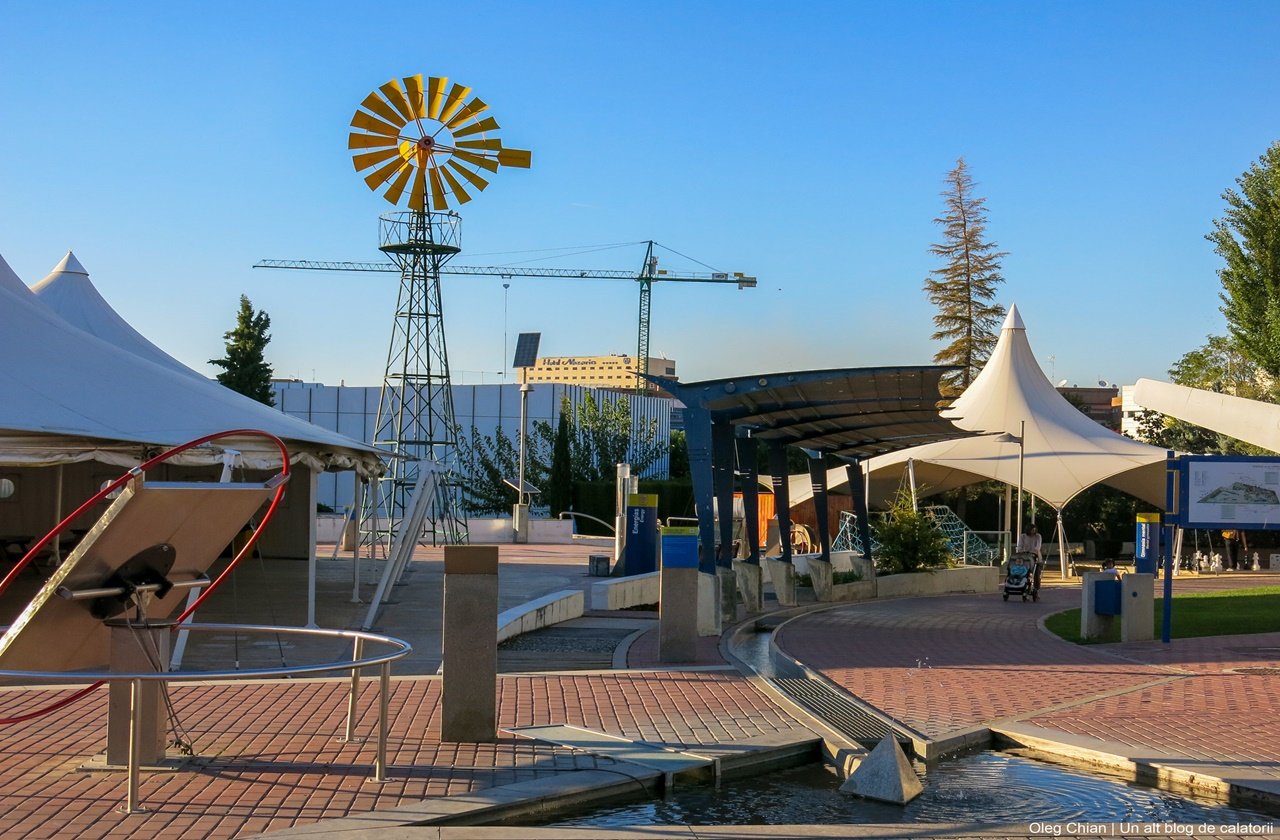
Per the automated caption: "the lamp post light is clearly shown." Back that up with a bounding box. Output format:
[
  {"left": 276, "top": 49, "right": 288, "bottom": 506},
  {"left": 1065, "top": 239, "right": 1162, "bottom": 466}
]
[{"left": 511, "top": 333, "right": 541, "bottom": 544}]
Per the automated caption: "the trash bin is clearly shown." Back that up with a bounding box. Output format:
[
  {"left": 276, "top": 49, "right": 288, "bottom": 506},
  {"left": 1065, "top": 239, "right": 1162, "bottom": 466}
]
[
  {"left": 588, "top": 554, "right": 611, "bottom": 576},
  {"left": 1094, "top": 578, "right": 1122, "bottom": 616}
]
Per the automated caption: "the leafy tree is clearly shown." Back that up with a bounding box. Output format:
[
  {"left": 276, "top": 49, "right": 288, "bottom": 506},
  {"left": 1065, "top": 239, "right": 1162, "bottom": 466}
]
[
  {"left": 924, "top": 157, "right": 1008, "bottom": 393},
  {"left": 668, "top": 430, "right": 689, "bottom": 479},
  {"left": 1170, "top": 334, "right": 1268, "bottom": 399},
  {"left": 1211, "top": 141, "right": 1280, "bottom": 378},
  {"left": 456, "top": 422, "right": 553, "bottom": 515},
  {"left": 565, "top": 391, "right": 664, "bottom": 482},
  {"left": 209, "top": 294, "right": 275, "bottom": 405}
]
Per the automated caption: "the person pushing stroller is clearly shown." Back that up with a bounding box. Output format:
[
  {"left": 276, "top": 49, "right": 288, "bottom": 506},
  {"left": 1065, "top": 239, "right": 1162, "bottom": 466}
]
[{"left": 1016, "top": 524, "right": 1044, "bottom": 595}]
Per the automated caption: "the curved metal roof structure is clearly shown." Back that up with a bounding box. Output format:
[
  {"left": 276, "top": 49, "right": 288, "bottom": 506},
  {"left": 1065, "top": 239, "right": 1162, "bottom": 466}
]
[{"left": 666, "top": 365, "right": 971, "bottom": 457}]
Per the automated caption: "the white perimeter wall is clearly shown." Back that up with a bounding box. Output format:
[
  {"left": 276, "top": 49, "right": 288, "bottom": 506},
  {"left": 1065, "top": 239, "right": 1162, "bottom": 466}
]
[{"left": 271, "top": 381, "right": 673, "bottom": 512}]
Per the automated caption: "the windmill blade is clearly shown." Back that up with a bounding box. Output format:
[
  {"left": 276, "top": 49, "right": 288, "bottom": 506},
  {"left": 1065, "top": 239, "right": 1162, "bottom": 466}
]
[
  {"left": 403, "top": 74, "right": 426, "bottom": 119},
  {"left": 384, "top": 163, "right": 415, "bottom": 205},
  {"left": 426, "top": 76, "right": 448, "bottom": 120},
  {"left": 379, "top": 79, "right": 416, "bottom": 123},
  {"left": 497, "top": 147, "right": 533, "bottom": 168},
  {"left": 364, "top": 156, "right": 409, "bottom": 190},
  {"left": 351, "top": 111, "right": 402, "bottom": 138},
  {"left": 360, "top": 91, "right": 407, "bottom": 129},
  {"left": 445, "top": 98, "right": 490, "bottom": 129},
  {"left": 439, "top": 166, "right": 474, "bottom": 204},
  {"left": 408, "top": 163, "right": 428, "bottom": 212},
  {"left": 451, "top": 116, "right": 500, "bottom": 139},
  {"left": 428, "top": 165, "right": 449, "bottom": 211},
  {"left": 349, "top": 131, "right": 398, "bottom": 150},
  {"left": 446, "top": 158, "right": 491, "bottom": 191},
  {"left": 451, "top": 148, "right": 500, "bottom": 172},
  {"left": 438, "top": 83, "right": 472, "bottom": 125},
  {"left": 352, "top": 147, "right": 403, "bottom": 171},
  {"left": 455, "top": 138, "right": 502, "bottom": 151}
]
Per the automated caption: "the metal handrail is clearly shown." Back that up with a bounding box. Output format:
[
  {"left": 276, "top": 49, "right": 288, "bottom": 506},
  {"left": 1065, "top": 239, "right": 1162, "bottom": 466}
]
[
  {"left": 0, "top": 623, "right": 411, "bottom": 683},
  {"left": 558, "top": 511, "right": 616, "bottom": 534},
  {"left": 0, "top": 623, "right": 412, "bottom": 813}
]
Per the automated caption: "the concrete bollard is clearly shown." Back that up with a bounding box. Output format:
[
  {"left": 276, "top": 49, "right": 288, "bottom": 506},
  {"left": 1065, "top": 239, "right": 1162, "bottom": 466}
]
[
  {"left": 717, "top": 566, "right": 738, "bottom": 622},
  {"left": 1121, "top": 572, "right": 1155, "bottom": 643},
  {"left": 441, "top": 545, "right": 499, "bottom": 742},
  {"left": 1079, "top": 572, "right": 1117, "bottom": 641},
  {"left": 659, "top": 527, "right": 700, "bottom": 662}
]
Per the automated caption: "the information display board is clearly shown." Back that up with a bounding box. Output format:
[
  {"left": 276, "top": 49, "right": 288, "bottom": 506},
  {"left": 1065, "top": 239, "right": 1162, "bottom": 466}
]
[{"left": 1176, "top": 455, "right": 1280, "bottom": 529}]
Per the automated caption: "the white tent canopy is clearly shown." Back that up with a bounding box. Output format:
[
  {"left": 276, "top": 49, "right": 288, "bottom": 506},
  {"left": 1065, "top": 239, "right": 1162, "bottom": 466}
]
[
  {"left": 0, "top": 250, "right": 383, "bottom": 475},
  {"left": 32, "top": 251, "right": 206, "bottom": 380},
  {"left": 792, "top": 305, "right": 1168, "bottom": 510}
]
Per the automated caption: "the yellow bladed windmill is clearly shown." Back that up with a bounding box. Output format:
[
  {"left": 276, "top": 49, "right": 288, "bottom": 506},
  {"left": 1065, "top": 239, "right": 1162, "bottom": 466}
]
[
  {"left": 345, "top": 74, "right": 531, "bottom": 569},
  {"left": 348, "top": 74, "right": 531, "bottom": 212}
]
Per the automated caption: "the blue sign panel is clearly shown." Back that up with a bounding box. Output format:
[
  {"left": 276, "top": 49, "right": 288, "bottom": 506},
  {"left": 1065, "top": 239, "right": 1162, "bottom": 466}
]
[
  {"left": 622, "top": 494, "right": 658, "bottom": 575},
  {"left": 1134, "top": 512, "right": 1159, "bottom": 574},
  {"left": 661, "top": 527, "right": 700, "bottom": 569}
]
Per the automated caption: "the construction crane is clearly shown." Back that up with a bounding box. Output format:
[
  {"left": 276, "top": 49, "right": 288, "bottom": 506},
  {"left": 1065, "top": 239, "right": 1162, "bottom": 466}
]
[{"left": 255, "top": 240, "right": 757, "bottom": 391}]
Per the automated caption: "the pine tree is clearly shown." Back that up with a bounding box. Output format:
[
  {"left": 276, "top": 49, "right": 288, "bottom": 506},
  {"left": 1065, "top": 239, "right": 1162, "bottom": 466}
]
[
  {"left": 924, "top": 158, "right": 1007, "bottom": 393},
  {"left": 1211, "top": 141, "right": 1280, "bottom": 378},
  {"left": 543, "top": 409, "right": 574, "bottom": 515},
  {"left": 209, "top": 295, "right": 275, "bottom": 405}
]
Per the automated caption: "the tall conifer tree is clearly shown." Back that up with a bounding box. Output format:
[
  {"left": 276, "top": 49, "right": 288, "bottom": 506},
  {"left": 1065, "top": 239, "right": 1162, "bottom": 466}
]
[
  {"left": 210, "top": 294, "right": 275, "bottom": 405},
  {"left": 924, "top": 158, "right": 1007, "bottom": 393}
]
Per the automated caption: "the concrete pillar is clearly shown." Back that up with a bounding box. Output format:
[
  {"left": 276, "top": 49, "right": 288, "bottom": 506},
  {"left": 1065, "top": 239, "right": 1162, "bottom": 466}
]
[
  {"left": 808, "top": 557, "right": 834, "bottom": 601},
  {"left": 733, "top": 559, "right": 763, "bottom": 613},
  {"left": 764, "top": 557, "right": 797, "bottom": 606},
  {"left": 512, "top": 503, "right": 529, "bottom": 544},
  {"left": 717, "top": 565, "right": 738, "bottom": 622},
  {"left": 660, "top": 571, "right": 699, "bottom": 663},
  {"left": 1121, "top": 572, "right": 1155, "bottom": 643},
  {"left": 696, "top": 571, "right": 722, "bottom": 636},
  {"left": 441, "top": 545, "right": 499, "bottom": 742},
  {"left": 106, "top": 622, "right": 170, "bottom": 767}
]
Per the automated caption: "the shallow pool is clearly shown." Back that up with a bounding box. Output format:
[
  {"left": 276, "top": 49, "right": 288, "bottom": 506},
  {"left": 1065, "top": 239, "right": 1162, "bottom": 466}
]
[{"left": 537, "top": 751, "right": 1276, "bottom": 827}]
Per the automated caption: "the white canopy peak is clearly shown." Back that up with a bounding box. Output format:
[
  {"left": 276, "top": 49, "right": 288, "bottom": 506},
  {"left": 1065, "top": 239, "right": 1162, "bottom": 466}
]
[
  {"left": 51, "top": 250, "right": 89, "bottom": 276},
  {"left": 1002, "top": 303, "right": 1025, "bottom": 331}
]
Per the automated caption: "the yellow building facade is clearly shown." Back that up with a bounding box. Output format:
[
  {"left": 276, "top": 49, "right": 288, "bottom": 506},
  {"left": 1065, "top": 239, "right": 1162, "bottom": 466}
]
[{"left": 522, "top": 354, "right": 676, "bottom": 392}]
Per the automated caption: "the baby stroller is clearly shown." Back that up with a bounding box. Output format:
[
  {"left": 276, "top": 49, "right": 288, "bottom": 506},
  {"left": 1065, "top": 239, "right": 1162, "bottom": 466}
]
[{"left": 1003, "top": 550, "right": 1041, "bottom": 602}]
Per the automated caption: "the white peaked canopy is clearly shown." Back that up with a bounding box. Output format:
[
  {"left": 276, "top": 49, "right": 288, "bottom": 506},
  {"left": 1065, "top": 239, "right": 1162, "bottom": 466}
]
[
  {"left": 798, "top": 305, "right": 1168, "bottom": 509},
  {"left": 1134, "top": 378, "right": 1280, "bottom": 452},
  {"left": 0, "top": 250, "right": 383, "bottom": 475},
  {"left": 31, "top": 252, "right": 205, "bottom": 379}
]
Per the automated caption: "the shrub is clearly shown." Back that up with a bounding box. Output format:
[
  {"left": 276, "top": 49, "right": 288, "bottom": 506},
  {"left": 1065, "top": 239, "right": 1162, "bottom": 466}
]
[{"left": 872, "top": 488, "right": 951, "bottom": 575}]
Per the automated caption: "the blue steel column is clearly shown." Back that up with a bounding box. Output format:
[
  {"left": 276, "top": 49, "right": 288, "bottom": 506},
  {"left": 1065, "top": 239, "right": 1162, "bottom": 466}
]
[
  {"left": 1162, "top": 450, "right": 1175, "bottom": 644},
  {"left": 806, "top": 451, "right": 831, "bottom": 562},
  {"left": 712, "top": 419, "right": 736, "bottom": 568},
  {"left": 735, "top": 429, "right": 761, "bottom": 565},
  {"left": 769, "top": 441, "right": 793, "bottom": 564},
  {"left": 844, "top": 458, "right": 875, "bottom": 564},
  {"left": 682, "top": 402, "right": 718, "bottom": 574}
]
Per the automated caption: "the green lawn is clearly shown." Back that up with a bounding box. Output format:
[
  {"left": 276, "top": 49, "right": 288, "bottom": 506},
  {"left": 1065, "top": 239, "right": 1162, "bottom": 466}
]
[{"left": 1045, "top": 585, "right": 1280, "bottom": 644}]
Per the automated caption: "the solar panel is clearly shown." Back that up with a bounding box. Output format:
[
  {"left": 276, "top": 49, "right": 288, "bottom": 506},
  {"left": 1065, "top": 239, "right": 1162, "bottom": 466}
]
[{"left": 512, "top": 332, "right": 541, "bottom": 369}]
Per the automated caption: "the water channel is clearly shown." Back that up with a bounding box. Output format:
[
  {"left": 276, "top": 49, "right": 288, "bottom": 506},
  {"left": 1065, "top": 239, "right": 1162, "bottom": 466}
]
[{"left": 536, "top": 623, "right": 1276, "bottom": 829}]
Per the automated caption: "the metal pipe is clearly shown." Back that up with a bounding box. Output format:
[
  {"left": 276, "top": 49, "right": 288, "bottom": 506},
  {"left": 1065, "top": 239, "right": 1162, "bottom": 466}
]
[
  {"left": 125, "top": 678, "right": 143, "bottom": 814},
  {"left": 344, "top": 637, "right": 364, "bottom": 743},
  {"left": 58, "top": 574, "right": 211, "bottom": 602},
  {"left": 375, "top": 661, "right": 391, "bottom": 782}
]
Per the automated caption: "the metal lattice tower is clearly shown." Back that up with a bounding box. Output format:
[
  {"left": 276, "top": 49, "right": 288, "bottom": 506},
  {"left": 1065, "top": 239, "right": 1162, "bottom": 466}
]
[{"left": 362, "top": 210, "right": 468, "bottom": 547}]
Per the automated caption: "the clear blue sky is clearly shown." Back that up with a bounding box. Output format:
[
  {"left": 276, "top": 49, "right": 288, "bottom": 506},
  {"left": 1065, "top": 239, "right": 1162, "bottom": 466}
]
[{"left": 2, "top": 1, "right": 1277, "bottom": 389}]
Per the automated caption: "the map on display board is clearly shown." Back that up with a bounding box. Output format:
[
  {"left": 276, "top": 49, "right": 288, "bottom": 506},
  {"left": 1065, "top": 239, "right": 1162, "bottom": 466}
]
[{"left": 1179, "top": 455, "right": 1280, "bottom": 529}]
